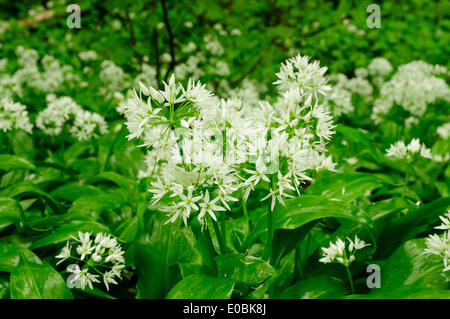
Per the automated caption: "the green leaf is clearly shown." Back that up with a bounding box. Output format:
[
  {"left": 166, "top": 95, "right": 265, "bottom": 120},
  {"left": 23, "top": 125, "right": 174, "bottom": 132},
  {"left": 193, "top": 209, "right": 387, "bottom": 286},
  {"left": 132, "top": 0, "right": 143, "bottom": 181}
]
[
  {"left": 114, "top": 216, "right": 139, "bottom": 243},
  {"left": 50, "top": 183, "right": 101, "bottom": 202},
  {"left": 215, "top": 253, "right": 276, "bottom": 286},
  {"left": 0, "top": 274, "right": 9, "bottom": 299},
  {"left": 248, "top": 195, "right": 363, "bottom": 244},
  {"left": 335, "top": 125, "right": 378, "bottom": 157},
  {"left": 0, "top": 182, "right": 59, "bottom": 211},
  {"left": 376, "top": 197, "right": 450, "bottom": 258},
  {"left": 348, "top": 285, "right": 450, "bottom": 299},
  {"left": 29, "top": 221, "right": 111, "bottom": 250},
  {"left": 374, "top": 238, "right": 446, "bottom": 292},
  {"left": 135, "top": 215, "right": 202, "bottom": 298},
  {"left": 0, "top": 197, "right": 24, "bottom": 231},
  {"left": 10, "top": 256, "right": 72, "bottom": 299},
  {"left": 0, "top": 154, "right": 35, "bottom": 170},
  {"left": 0, "top": 243, "right": 41, "bottom": 272},
  {"left": 86, "top": 171, "right": 136, "bottom": 192},
  {"left": 67, "top": 190, "right": 128, "bottom": 219},
  {"left": 166, "top": 274, "right": 235, "bottom": 299},
  {"left": 304, "top": 172, "right": 383, "bottom": 201},
  {"left": 276, "top": 276, "right": 348, "bottom": 299}
]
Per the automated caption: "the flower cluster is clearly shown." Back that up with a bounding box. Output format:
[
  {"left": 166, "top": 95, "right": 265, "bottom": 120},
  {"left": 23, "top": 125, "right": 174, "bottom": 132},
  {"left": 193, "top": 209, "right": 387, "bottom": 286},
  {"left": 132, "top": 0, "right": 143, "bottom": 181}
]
[
  {"left": 0, "top": 97, "right": 33, "bottom": 133},
  {"left": 367, "top": 57, "right": 393, "bottom": 77},
  {"left": 437, "top": 123, "right": 450, "bottom": 140},
  {"left": 424, "top": 210, "right": 450, "bottom": 273},
  {"left": 36, "top": 96, "right": 108, "bottom": 140},
  {"left": 123, "top": 54, "right": 337, "bottom": 227},
  {"left": 56, "top": 232, "right": 125, "bottom": 291},
  {"left": 274, "top": 54, "right": 331, "bottom": 100},
  {"left": 373, "top": 60, "right": 449, "bottom": 122},
  {"left": 385, "top": 138, "right": 433, "bottom": 161},
  {"left": 99, "top": 60, "right": 128, "bottom": 98},
  {"left": 319, "top": 236, "right": 370, "bottom": 266}
]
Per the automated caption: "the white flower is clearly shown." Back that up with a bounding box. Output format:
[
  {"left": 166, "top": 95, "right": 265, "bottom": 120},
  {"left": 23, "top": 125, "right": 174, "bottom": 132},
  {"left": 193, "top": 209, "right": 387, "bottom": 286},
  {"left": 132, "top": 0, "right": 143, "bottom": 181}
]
[
  {"left": 55, "top": 242, "right": 71, "bottom": 265},
  {"left": 367, "top": 57, "right": 393, "bottom": 77},
  {"left": 198, "top": 190, "right": 226, "bottom": 222},
  {"left": 435, "top": 210, "right": 450, "bottom": 231},
  {"left": 320, "top": 236, "right": 370, "bottom": 267},
  {"left": 103, "top": 270, "right": 118, "bottom": 291},
  {"left": 274, "top": 54, "right": 331, "bottom": 99},
  {"left": 175, "top": 185, "right": 202, "bottom": 225},
  {"left": 437, "top": 123, "right": 450, "bottom": 139},
  {"left": 57, "top": 232, "right": 125, "bottom": 291},
  {"left": 407, "top": 138, "right": 421, "bottom": 153},
  {"left": 0, "top": 97, "right": 33, "bottom": 133}
]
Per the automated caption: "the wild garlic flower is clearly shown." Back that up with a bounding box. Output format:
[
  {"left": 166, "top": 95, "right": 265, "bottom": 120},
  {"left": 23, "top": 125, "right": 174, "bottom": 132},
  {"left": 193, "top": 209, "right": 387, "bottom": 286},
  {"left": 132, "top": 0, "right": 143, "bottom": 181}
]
[
  {"left": 36, "top": 96, "right": 80, "bottom": 135},
  {"left": 437, "top": 123, "right": 450, "bottom": 140},
  {"left": 373, "top": 60, "right": 449, "bottom": 120},
  {"left": 323, "top": 86, "right": 353, "bottom": 117},
  {"left": 367, "top": 57, "right": 393, "bottom": 77},
  {"left": 424, "top": 210, "right": 450, "bottom": 273},
  {"left": 99, "top": 60, "right": 127, "bottom": 97},
  {"left": 69, "top": 110, "right": 108, "bottom": 141},
  {"left": 125, "top": 55, "right": 337, "bottom": 226},
  {"left": 56, "top": 232, "right": 125, "bottom": 291},
  {"left": 319, "top": 236, "right": 370, "bottom": 267},
  {"left": 386, "top": 138, "right": 433, "bottom": 161},
  {"left": 274, "top": 54, "right": 331, "bottom": 100},
  {"left": 36, "top": 96, "right": 108, "bottom": 140},
  {"left": 0, "top": 97, "right": 33, "bottom": 133},
  {"left": 78, "top": 50, "right": 98, "bottom": 62}
]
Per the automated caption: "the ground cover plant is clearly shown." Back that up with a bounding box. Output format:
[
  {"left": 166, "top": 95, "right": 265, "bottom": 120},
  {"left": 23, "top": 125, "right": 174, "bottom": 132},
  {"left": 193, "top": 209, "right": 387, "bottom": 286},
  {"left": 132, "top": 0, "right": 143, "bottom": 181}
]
[{"left": 0, "top": 0, "right": 449, "bottom": 299}]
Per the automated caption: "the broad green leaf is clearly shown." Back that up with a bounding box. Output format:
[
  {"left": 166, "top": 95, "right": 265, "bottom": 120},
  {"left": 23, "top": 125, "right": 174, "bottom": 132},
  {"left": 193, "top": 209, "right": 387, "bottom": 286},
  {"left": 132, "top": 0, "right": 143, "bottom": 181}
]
[
  {"left": 304, "top": 172, "right": 383, "bottom": 201},
  {"left": 376, "top": 197, "right": 450, "bottom": 258},
  {"left": 114, "top": 216, "right": 139, "bottom": 243},
  {"left": 248, "top": 195, "right": 363, "bottom": 244},
  {"left": 335, "top": 125, "right": 378, "bottom": 157},
  {"left": 67, "top": 190, "right": 128, "bottom": 219},
  {"left": 86, "top": 171, "right": 136, "bottom": 192},
  {"left": 0, "top": 274, "right": 9, "bottom": 299},
  {"left": 50, "top": 183, "right": 101, "bottom": 202},
  {"left": 348, "top": 285, "right": 450, "bottom": 299},
  {"left": 215, "top": 253, "right": 276, "bottom": 286},
  {"left": 0, "top": 154, "right": 35, "bottom": 170},
  {"left": 0, "top": 243, "right": 41, "bottom": 272},
  {"left": 135, "top": 215, "right": 202, "bottom": 298},
  {"left": 0, "top": 197, "right": 23, "bottom": 231},
  {"left": 166, "top": 274, "right": 235, "bottom": 299},
  {"left": 374, "top": 238, "right": 445, "bottom": 292},
  {"left": 0, "top": 182, "right": 59, "bottom": 211},
  {"left": 276, "top": 276, "right": 348, "bottom": 299},
  {"left": 10, "top": 256, "right": 72, "bottom": 299},
  {"left": 29, "top": 221, "right": 111, "bottom": 250}
]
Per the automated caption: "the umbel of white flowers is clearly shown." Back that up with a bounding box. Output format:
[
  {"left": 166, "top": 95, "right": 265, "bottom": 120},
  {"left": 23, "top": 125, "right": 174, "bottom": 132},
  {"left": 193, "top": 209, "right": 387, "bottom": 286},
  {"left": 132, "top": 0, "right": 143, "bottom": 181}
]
[
  {"left": 0, "top": 97, "right": 33, "bottom": 133},
  {"left": 385, "top": 138, "right": 434, "bottom": 161},
  {"left": 121, "top": 54, "right": 337, "bottom": 227},
  {"left": 319, "top": 235, "right": 370, "bottom": 267},
  {"left": 56, "top": 232, "right": 125, "bottom": 291},
  {"left": 36, "top": 96, "right": 108, "bottom": 141},
  {"left": 424, "top": 209, "right": 450, "bottom": 273}
]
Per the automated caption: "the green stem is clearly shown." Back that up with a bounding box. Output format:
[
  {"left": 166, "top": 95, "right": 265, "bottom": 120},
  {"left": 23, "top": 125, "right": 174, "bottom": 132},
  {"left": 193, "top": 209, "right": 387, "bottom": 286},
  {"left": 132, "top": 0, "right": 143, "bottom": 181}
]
[
  {"left": 264, "top": 175, "right": 277, "bottom": 264},
  {"left": 163, "top": 222, "right": 173, "bottom": 293},
  {"left": 241, "top": 195, "right": 247, "bottom": 216},
  {"left": 264, "top": 196, "right": 274, "bottom": 263},
  {"left": 212, "top": 219, "right": 226, "bottom": 255},
  {"left": 345, "top": 265, "right": 355, "bottom": 294}
]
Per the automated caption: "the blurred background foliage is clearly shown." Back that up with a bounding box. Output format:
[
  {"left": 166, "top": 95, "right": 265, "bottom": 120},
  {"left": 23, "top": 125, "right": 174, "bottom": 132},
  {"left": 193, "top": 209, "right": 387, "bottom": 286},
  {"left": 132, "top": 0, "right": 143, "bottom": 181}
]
[{"left": 1, "top": 0, "right": 448, "bottom": 91}]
